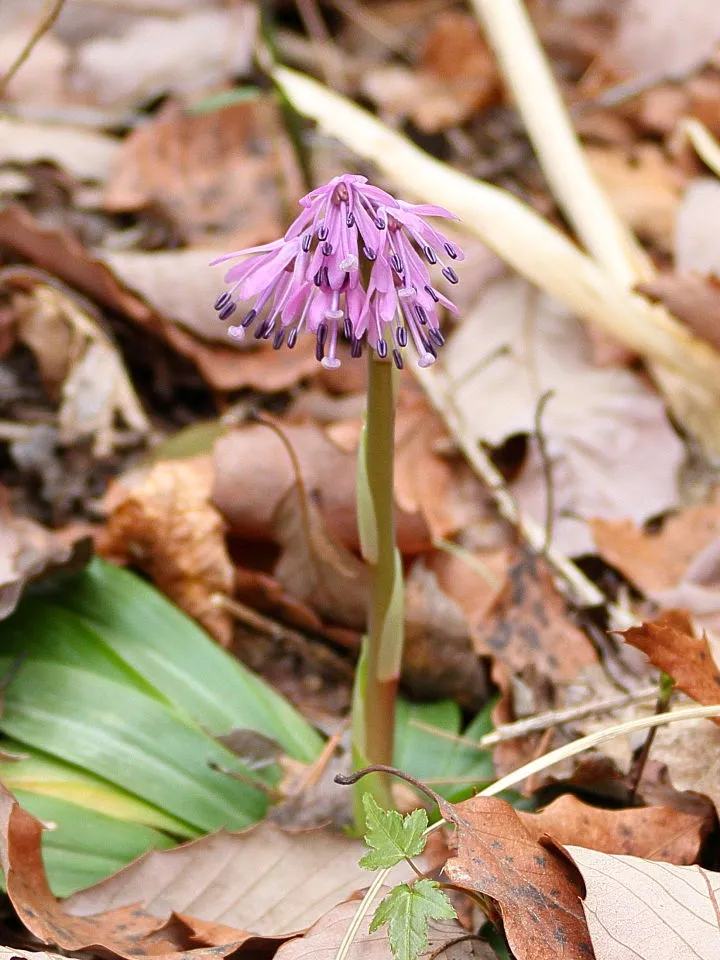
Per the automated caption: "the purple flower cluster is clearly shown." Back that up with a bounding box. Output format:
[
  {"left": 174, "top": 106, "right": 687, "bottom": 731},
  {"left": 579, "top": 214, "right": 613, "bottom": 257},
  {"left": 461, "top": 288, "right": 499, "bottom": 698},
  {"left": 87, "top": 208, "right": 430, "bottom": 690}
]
[{"left": 211, "top": 174, "right": 462, "bottom": 369}]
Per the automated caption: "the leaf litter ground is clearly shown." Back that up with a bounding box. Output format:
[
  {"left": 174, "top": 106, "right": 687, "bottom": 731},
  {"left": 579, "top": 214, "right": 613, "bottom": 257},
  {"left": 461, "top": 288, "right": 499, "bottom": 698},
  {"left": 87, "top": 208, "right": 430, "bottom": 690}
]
[{"left": 3, "top": 0, "right": 720, "bottom": 959}]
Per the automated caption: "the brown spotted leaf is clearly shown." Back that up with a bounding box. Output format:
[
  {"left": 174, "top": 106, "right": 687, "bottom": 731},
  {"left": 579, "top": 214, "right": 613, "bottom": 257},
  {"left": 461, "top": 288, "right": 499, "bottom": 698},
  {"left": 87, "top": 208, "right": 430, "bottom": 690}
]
[
  {"left": 520, "top": 794, "right": 711, "bottom": 866},
  {"left": 622, "top": 613, "right": 720, "bottom": 723},
  {"left": 440, "top": 795, "right": 594, "bottom": 960},
  {"left": 472, "top": 545, "right": 597, "bottom": 683}
]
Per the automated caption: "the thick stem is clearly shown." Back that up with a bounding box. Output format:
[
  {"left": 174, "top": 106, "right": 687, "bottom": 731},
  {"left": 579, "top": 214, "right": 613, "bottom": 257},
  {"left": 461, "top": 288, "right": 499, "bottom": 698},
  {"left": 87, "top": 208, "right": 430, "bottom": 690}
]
[{"left": 353, "top": 354, "right": 404, "bottom": 815}]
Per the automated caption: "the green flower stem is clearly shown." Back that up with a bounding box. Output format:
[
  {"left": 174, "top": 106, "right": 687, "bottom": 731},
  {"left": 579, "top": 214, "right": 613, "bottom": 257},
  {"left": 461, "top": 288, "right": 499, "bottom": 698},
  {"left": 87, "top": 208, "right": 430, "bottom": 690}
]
[{"left": 353, "top": 354, "right": 405, "bottom": 818}]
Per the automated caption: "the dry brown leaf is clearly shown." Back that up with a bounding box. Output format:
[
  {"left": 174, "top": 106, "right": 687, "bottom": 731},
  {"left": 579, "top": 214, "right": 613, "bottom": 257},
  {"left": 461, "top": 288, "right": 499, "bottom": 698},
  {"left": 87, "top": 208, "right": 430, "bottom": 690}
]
[
  {"left": 0, "top": 206, "right": 154, "bottom": 329},
  {"left": 9, "top": 283, "right": 149, "bottom": 455},
  {"left": 638, "top": 273, "right": 720, "bottom": 353},
  {"left": 443, "top": 276, "right": 684, "bottom": 556},
  {"left": 213, "top": 423, "right": 429, "bottom": 553},
  {"left": 472, "top": 545, "right": 598, "bottom": 683},
  {"left": 274, "top": 889, "right": 493, "bottom": 960},
  {"left": 651, "top": 718, "right": 720, "bottom": 814},
  {"left": 71, "top": 7, "right": 257, "bottom": 108},
  {"left": 0, "top": 492, "right": 92, "bottom": 620},
  {"left": 0, "top": 117, "right": 119, "bottom": 182},
  {"left": 0, "top": 780, "right": 407, "bottom": 960},
  {"left": 566, "top": 845, "right": 720, "bottom": 959},
  {"left": 394, "top": 389, "right": 491, "bottom": 544},
  {"left": 611, "top": 0, "right": 720, "bottom": 76},
  {"left": 520, "top": 794, "right": 710, "bottom": 865},
  {"left": 364, "top": 11, "right": 499, "bottom": 134},
  {"left": 440, "top": 795, "right": 594, "bottom": 960},
  {"left": 104, "top": 97, "right": 302, "bottom": 246},
  {"left": 586, "top": 145, "right": 685, "bottom": 251},
  {"left": 621, "top": 613, "right": 720, "bottom": 723},
  {"left": 272, "top": 484, "right": 369, "bottom": 633},
  {"left": 101, "top": 458, "right": 234, "bottom": 644},
  {"left": 591, "top": 496, "right": 720, "bottom": 593},
  {"left": 403, "top": 558, "right": 489, "bottom": 708}
]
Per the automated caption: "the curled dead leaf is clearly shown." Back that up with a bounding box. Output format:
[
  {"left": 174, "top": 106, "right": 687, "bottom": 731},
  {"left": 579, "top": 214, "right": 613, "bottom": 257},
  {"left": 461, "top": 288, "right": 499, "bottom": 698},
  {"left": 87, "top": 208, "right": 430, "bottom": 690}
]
[
  {"left": 519, "top": 793, "right": 711, "bottom": 865},
  {"left": 621, "top": 613, "right": 720, "bottom": 724},
  {"left": 101, "top": 458, "right": 234, "bottom": 644},
  {"left": 7, "top": 281, "right": 149, "bottom": 455}
]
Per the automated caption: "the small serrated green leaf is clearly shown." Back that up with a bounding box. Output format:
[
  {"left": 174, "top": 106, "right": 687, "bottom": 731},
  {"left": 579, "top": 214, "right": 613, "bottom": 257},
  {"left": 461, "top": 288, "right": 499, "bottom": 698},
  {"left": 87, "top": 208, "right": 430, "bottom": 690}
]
[
  {"left": 359, "top": 794, "right": 428, "bottom": 869},
  {"left": 370, "top": 880, "right": 456, "bottom": 960}
]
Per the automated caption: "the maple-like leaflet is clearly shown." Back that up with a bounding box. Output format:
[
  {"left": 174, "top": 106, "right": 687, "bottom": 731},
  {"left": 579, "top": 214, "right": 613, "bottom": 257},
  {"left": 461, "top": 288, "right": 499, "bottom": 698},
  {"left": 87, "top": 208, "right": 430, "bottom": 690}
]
[{"left": 359, "top": 795, "right": 456, "bottom": 960}]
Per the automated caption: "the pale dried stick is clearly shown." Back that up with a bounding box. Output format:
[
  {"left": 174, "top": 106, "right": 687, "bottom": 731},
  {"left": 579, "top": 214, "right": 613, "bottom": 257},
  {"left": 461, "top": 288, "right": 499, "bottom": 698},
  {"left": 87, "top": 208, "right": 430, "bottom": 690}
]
[
  {"left": 272, "top": 68, "right": 720, "bottom": 407},
  {"left": 470, "top": 0, "right": 651, "bottom": 285},
  {"left": 469, "top": 0, "right": 720, "bottom": 453},
  {"left": 410, "top": 684, "right": 658, "bottom": 749}
]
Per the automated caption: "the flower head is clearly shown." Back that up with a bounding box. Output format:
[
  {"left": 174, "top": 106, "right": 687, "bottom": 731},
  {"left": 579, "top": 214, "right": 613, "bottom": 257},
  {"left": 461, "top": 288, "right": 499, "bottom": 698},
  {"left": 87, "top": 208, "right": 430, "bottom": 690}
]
[{"left": 211, "top": 174, "right": 463, "bottom": 369}]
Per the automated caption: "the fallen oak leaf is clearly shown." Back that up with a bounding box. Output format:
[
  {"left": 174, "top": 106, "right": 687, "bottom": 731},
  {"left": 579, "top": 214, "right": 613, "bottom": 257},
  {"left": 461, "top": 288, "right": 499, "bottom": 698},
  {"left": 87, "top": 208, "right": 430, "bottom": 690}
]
[
  {"left": 621, "top": 613, "right": 720, "bottom": 724},
  {"left": 439, "top": 794, "right": 594, "bottom": 960},
  {"left": 519, "top": 793, "right": 711, "bottom": 866},
  {"left": 565, "top": 846, "right": 720, "bottom": 959}
]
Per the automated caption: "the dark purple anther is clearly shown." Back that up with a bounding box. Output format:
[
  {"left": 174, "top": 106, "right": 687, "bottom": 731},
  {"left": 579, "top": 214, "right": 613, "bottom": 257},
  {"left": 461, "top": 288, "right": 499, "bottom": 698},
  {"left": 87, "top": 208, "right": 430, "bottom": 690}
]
[
  {"left": 273, "top": 328, "right": 285, "bottom": 349},
  {"left": 215, "top": 292, "right": 231, "bottom": 311},
  {"left": 343, "top": 317, "right": 353, "bottom": 340},
  {"left": 363, "top": 246, "right": 376, "bottom": 261},
  {"left": 287, "top": 327, "right": 298, "bottom": 348},
  {"left": 317, "top": 224, "right": 329, "bottom": 241},
  {"left": 442, "top": 266, "right": 459, "bottom": 284},
  {"left": 351, "top": 338, "right": 363, "bottom": 358},
  {"left": 346, "top": 212, "right": 355, "bottom": 227},
  {"left": 392, "top": 349, "right": 404, "bottom": 370},
  {"left": 376, "top": 339, "right": 388, "bottom": 359},
  {"left": 241, "top": 308, "right": 257, "bottom": 327},
  {"left": 302, "top": 234, "right": 312, "bottom": 252},
  {"left": 414, "top": 304, "right": 428, "bottom": 325},
  {"left": 425, "top": 285, "right": 440, "bottom": 302},
  {"left": 218, "top": 302, "right": 237, "bottom": 321},
  {"left": 396, "top": 327, "right": 408, "bottom": 347},
  {"left": 390, "top": 254, "right": 403, "bottom": 274},
  {"left": 322, "top": 241, "right": 333, "bottom": 256},
  {"left": 317, "top": 322, "right": 328, "bottom": 348},
  {"left": 423, "top": 246, "right": 437, "bottom": 265},
  {"left": 444, "top": 242, "right": 458, "bottom": 260},
  {"left": 430, "top": 328, "right": 445, "bottom": 346}
]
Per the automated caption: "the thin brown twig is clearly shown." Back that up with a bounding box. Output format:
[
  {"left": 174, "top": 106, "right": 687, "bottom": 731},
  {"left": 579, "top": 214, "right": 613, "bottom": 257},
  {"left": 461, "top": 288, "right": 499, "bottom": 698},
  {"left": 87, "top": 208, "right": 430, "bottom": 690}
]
[
  {"left": 534, "top": 389, "right": 556, "bottom": 555},
  {"left": 0, "top": 0, "right": 68, "bottom": 100},
  {"left": 212, "top": 593, "right": 353, "bottom": 679},
  {"left": 295, "top": 0, "right": 345, "bottom": 91}
]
